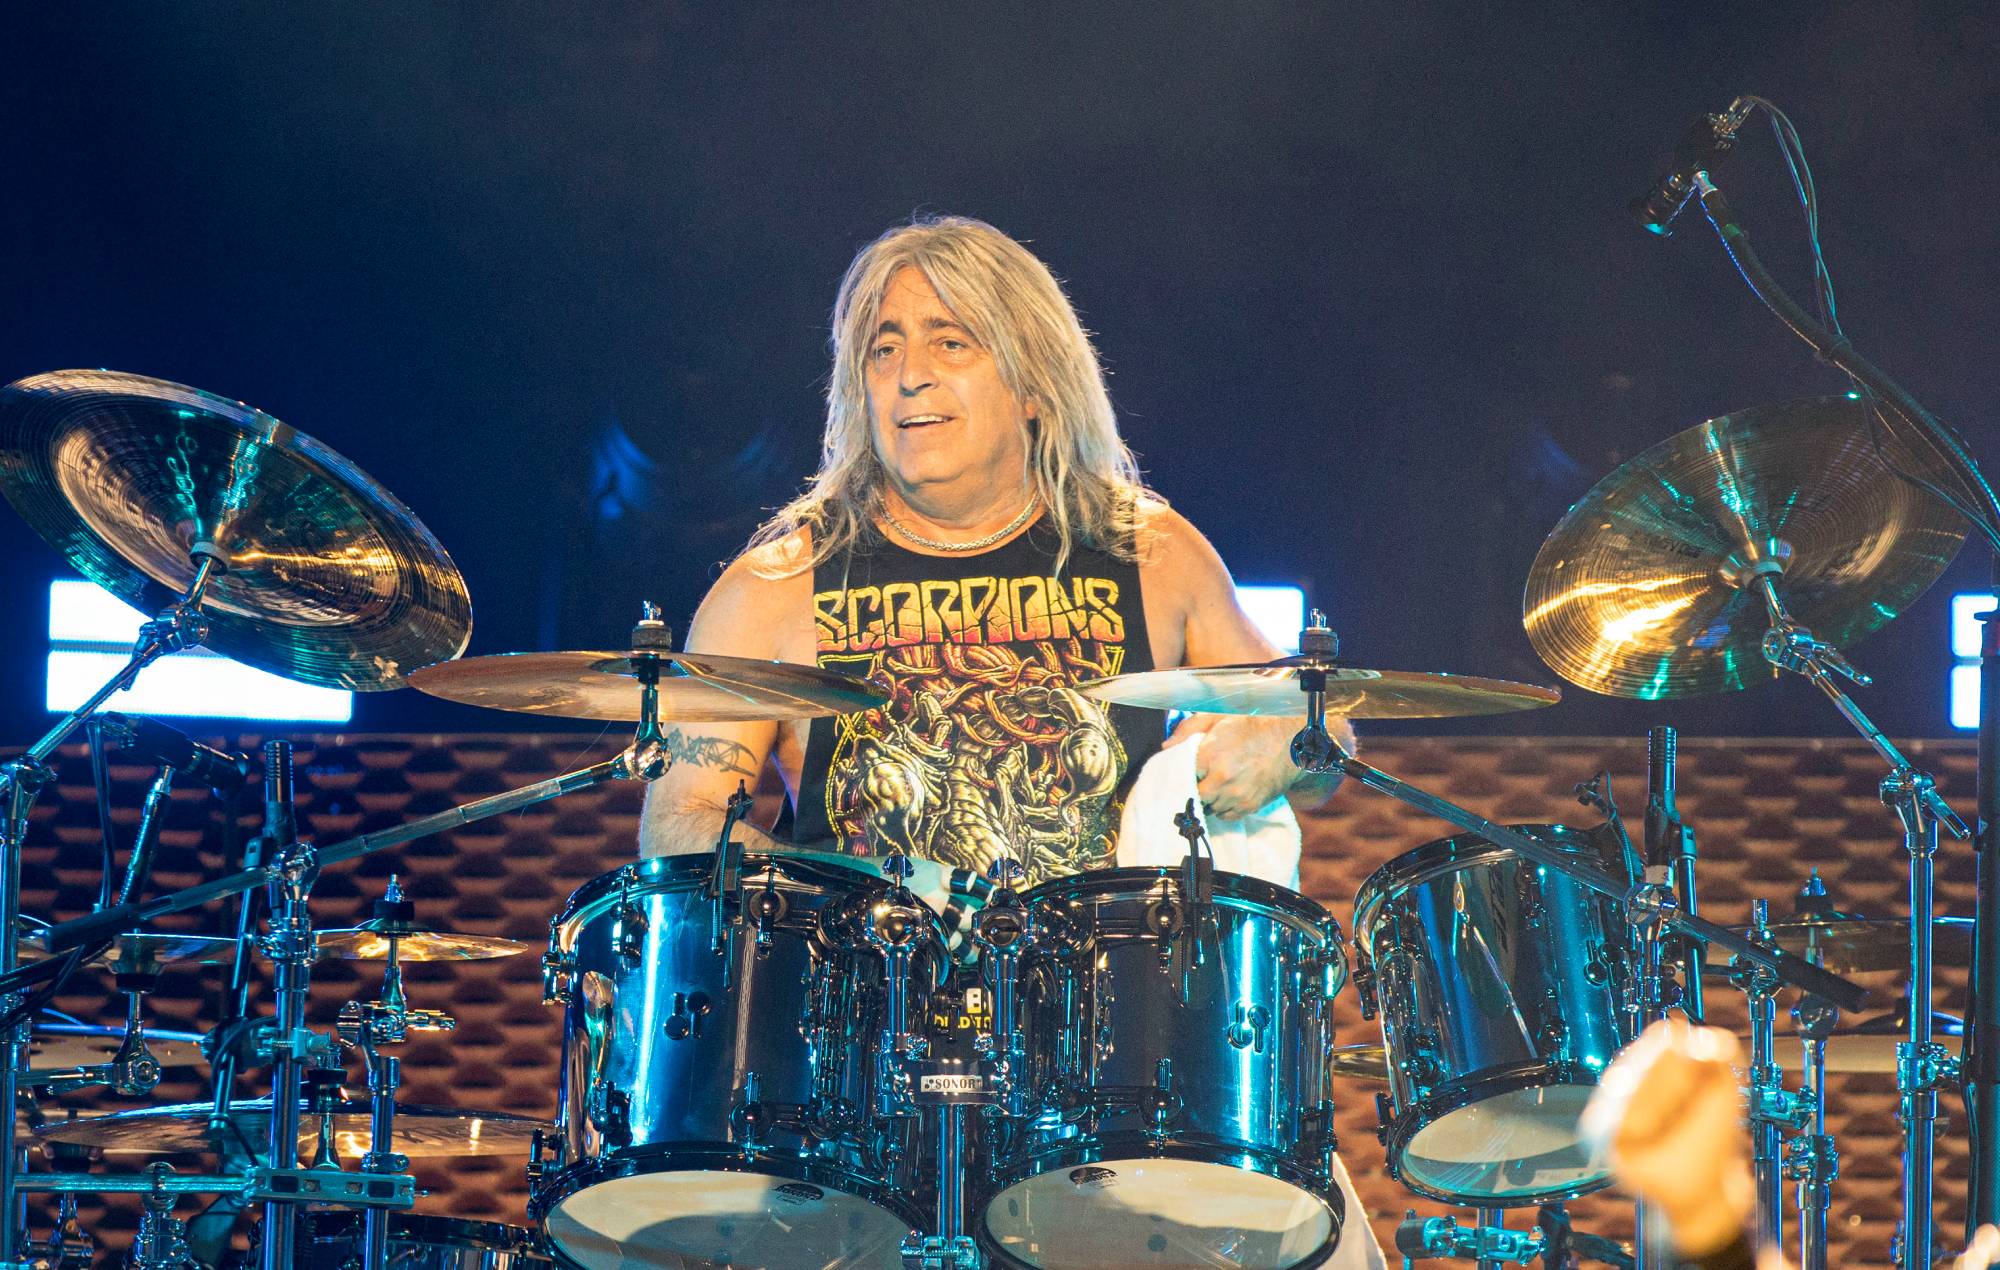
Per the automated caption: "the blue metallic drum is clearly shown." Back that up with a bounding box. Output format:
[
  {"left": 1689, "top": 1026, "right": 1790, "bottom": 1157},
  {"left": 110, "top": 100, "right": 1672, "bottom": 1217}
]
[
  {"left": 533, "top": 853, "right": 948, "bottom": 1270},
  {"left": 1352, "top": 825, "right": 1636, "bottom": 1206},
  {"left": 978, "top": 868, "right": 1348, "bottom": 1270}
]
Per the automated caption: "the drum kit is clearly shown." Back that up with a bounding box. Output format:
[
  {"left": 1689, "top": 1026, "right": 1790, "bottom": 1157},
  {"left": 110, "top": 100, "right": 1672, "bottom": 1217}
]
[{"left": 0, "top": 366, "right": 1984, "bottom": 1270}]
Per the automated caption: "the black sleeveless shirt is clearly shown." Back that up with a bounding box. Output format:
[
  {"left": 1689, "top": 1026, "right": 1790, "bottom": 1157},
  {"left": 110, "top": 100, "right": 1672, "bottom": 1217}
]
[{"left": 793, "top": 518, "right": 1162, "bottom": 887}]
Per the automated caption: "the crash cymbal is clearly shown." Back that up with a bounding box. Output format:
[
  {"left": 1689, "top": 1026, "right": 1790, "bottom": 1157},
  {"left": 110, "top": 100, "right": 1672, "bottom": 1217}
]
[
  {"left": 37, "top": 1100, "right": 545, "bottom": 1157},
  {"left": 407, "top": 649, "right": 889, "bottom": 722},
  {"left": 315, "top": 925, "right": 529, "bottom": 961},
  {"left": 1523, "top": 395, "right": 1966, "bottom": 698},
  {"left": 1328, "top": 1044, "right": 1390, "bottom": 1081},
  {"left": 1078, "top": 657, "right": 1561, "bottom": 718},
  {"left": 0, "top": 370, "right": 471, "bottom": 689},
  {"left": 1704, "top": 914, "right": 1973, "bottom": 977},
  {"left": 26, "top": 1024, "right": 206, "bottom": 1075}
]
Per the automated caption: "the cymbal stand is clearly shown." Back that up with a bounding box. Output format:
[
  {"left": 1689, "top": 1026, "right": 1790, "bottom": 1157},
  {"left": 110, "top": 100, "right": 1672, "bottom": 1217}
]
[
  {"left": 1751, "top": 575, "right": 1969, "bottom": 1270},
  {"left": 1790, "top": 989, "right": 1839, "bottom": 1270},
  {"left": 1739, "top": 901, "right": 1788, "bottom": 1257},
  {"left": 259, "top": 739, "right": 317, "bottom": 1270},
  {"left": 0, "top": 545, "right": 224, "bottom": 1266}
]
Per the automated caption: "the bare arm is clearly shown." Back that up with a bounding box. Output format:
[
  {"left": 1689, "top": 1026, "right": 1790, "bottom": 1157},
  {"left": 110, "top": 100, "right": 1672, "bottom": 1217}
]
[
  {"left": 1145, "top": 507, "right": 1353, "bottom": 817},
  {"left": 638, "top": 545, "right": 805, "bottom": 858}
]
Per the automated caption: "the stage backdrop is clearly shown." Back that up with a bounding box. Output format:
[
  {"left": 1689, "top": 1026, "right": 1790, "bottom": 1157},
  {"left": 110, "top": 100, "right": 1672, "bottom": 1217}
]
[{"left": 16, "top": 733, "right": 1978, "bottom": 1266}]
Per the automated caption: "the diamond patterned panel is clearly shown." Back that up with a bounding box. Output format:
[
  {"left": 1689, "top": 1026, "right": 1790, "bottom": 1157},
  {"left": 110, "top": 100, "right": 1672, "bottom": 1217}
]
[{"left": 9, "top": 733, "right": 1980, "bottom": 1267}]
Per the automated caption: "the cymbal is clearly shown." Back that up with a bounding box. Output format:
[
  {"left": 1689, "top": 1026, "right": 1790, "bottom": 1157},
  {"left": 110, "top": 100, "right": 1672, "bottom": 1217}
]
[
  {"left": 20, "top": 931, "right": 241, "bottom": 970},
  {"left": 315, "top": 926, "right": 529, "bottom": 961},
  {"left": 1329, "top": 1044, "right": 1389, "bottom": 1081},
  {"left": 0, "top": 370, "right": 471, "bottom": 690},
  {"left": 1750, "top": 998, "right": 1964, "bottom": 1075},
  {"left": 1523, "top": 395, "right": 1966, "bottom": 698},
  {"left": 1077, "top": 657, "right": 1561, "bottom": 718},
  {"left": 26, "top": 1024, "right": 206, "bottom": 1075},
  {"left": 37, "top": 1100, "right": 545, "bottom": 1157},
  {"left": 408, "top": 649, "right": 889, "bottom": 722},
  {"left": 1704, "top": 914, "right": 1973, "bottom": 977}
]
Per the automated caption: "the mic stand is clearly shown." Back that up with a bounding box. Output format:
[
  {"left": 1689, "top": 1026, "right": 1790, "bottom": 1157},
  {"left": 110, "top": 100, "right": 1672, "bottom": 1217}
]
[
  {"left": 1688, "top": 169, "right": 2000, "bottom": 1245},
  {"left": 258, "top": 741, "right": 308, "bottom": 1270},
  {"left": 0, "top": 543, "right": 224, "bottom": 1265}
]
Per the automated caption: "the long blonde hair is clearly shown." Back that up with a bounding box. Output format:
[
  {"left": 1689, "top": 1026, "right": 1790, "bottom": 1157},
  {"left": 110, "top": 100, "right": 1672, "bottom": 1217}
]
[{"left": 749, "top": 215, "right": 1152, "bottom": 575}]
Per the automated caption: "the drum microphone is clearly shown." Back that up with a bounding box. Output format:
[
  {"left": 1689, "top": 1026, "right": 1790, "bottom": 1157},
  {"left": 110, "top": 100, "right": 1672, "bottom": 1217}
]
[
  {"left": 1630, "top": 97, "right": 1754, "bottom": 235},
  {"left": 1643, "top": 726, "right": 1678, "bottom": 870},
  {"left": 99, "top": 712, "right": 253, "bottom": 793}
]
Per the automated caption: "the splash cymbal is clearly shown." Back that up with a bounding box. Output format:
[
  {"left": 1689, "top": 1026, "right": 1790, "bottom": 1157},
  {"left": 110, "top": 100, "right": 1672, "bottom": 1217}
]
[
  {"left": 1523, "top": 395, "right": 1966, "bottom": 698},
  {"left": 37, "top": 1100, "right": 544, "bottom": 1157},
  {"left": 315, "top": 925, "right": 529, "bottom": 961},
  {"left": 0, "top": 370, "right": 471, "bottom": 689},
  {"left": 1704, "top": 914, "right": 1972, "bottom": 977},
  {"left": 407, "top": 649, "right": 889, "bottom": 722},
  {"left": 26, "top": 1023, "right": 206, "bottom": 1075},
  {"left": 1078, "top": 658, "right": 1560, "bottom": 718}
]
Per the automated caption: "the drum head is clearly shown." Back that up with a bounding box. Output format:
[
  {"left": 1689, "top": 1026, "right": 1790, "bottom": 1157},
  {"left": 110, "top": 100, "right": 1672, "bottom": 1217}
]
[
  {"left": 545, "top": 1171, "right": 912, "bottom": 1269},
  {"left": 982, "top": 1158, "right": 1337, "bottom": 1270},
  {"left": 1400, "top": 1084, "right": 1606, "bottom": 1202}
]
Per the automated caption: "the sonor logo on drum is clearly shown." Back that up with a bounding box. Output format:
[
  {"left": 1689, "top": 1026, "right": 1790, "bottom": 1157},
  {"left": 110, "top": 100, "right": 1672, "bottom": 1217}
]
[
  {"left": 771, "top": 1183, "right": 826, "bottom": 1207},
  {"left": 1067, "top": 1166, "right": 1118, "bottom": 1190},
  {"left": 919, "top": 1073, "right": 987, "bottom": 1094}
]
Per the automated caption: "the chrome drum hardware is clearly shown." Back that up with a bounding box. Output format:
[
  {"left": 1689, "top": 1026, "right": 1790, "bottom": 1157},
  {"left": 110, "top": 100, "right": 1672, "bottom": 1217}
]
[
  {"left": 1352, "top": 824, "right": 1635, "bottom": 1206},
  {"left": 533, "top": 853, "right": 949, "bottom": 1270},
  {"left": 978, "top": 867, "right": 1348, "bottom": 1270}
]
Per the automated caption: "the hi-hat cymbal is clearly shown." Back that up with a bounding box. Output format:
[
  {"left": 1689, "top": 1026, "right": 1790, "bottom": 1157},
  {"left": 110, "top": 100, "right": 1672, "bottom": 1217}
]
[
  {"left": 315, "top": 926, "right": 528, "bottom": 961},
  {"left": 408, "top": 649, "right": 889, "bottom": 722},
  {"left": 37, "top": 1100, "right": 545, "bottom": 1157},
  {"left": 1078, "top": 657, "right": 1561, "bottom": 718},
  {"left": 0, "top": 370, "right": 471, "bottom": 689},
  {"left": 26, "top": 1023, "right": 206, "bottom": 1075},
  {"left": 1523, "top": 395, "right": 1966, "bottom": 699},
  {"left": 1704, "top": 914, "right": 1972, "bottom": 977},
  {"left": 1329, "top": 1044, "right": 1390, "bottom": 1081},
  {"left": 1757, "top": 1006, "right": 1965, "bottom": 1075}
]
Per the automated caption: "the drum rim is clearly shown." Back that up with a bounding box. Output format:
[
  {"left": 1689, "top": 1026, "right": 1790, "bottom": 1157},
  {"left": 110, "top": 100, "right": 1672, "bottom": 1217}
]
[
  {"left": 528, "top": 1141, "right": 926, "bottom": 1234},
  {"left": 1019, "top": 866, "right": 1332, "bottom": 926},
  {"left": 1376, "top": 1059, "right": 1616, "bottom": 1206},
  {"left": 553, "top": 850, "right": 898, "bottom": 936},
  {"left": 1351, "top": 823, "right": 1595, "bottom": 931},
  {"left": 975, "top": 1132, "right": 1345, "bottom": 1270},
  {"left": 294, "top": 1210, "right": 549, "bottom": 1252}
]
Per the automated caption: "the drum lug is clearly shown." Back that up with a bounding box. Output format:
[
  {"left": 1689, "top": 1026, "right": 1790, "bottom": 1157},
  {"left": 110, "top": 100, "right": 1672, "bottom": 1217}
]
[
  {"left": 587, "top": 1083, "right": 630, "bottom": 1149},
  {"left": 542, "top": 927, "right": 573, "bottom": 1005},
  {"left": 1146, "top": 1058, "right": 1183, "bottom": 1134},
  {"left": 613, "top": 899, "right": 648, "bottom": 963},
  {"left": 1373, "top": 1091, "right": 1395, "bottom": 1145},
  {"left": 525, "top": 1125, "right": 565, "bottom": 1189},
  {"left": 1301, "top": 1098, "right": 1340, "bottom": 1171},
  {"left": 1350, "top": 940, "right": 1378, "bottom": 1021},
  {"left": 732, "top": 1071, "right": 769, "bottom": 1147}
]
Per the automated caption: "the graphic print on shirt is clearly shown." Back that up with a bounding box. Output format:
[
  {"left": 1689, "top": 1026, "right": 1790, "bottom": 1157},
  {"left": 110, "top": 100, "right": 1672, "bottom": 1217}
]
[{"left": 813, "top": 571, "right": 1130, "bottom": 886}]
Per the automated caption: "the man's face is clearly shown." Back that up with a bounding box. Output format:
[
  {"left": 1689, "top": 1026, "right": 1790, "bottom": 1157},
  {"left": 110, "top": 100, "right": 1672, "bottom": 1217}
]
[{"left": 866, "top": 266, "right": 1034, "bottom": 504}]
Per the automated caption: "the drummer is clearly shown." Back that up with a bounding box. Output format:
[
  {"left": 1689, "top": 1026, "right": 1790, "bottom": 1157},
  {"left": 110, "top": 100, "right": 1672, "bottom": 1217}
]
[{"left": 638, "top": 215, "right": 1350, "bottom": 881}]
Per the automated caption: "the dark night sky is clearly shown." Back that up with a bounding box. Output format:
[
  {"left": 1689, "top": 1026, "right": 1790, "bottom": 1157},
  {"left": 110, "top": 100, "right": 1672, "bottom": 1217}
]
[{"left": 2, "top": 2, "right": 1996, "bottom": 744}]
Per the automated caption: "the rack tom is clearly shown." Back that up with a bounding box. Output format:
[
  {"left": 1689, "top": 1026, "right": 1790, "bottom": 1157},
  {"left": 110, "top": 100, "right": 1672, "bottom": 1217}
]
[
  {"left": 978, "top": 867, "right": 1347, "bottom": 1270},
  {"left": 1352, "top": 824, "right": 1635, "bottom": 1205}
]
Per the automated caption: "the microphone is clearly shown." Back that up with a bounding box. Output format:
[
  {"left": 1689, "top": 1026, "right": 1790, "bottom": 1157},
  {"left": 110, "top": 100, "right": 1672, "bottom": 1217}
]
[
  {"left": 1630, "top": 97, "right": 1753, "bottom": 235},
  {"left": 100, "top": 713, "right": 252, "bottom": 793},
  {"left": 1644, "top": 725, "right": 1678, "bottom": 869}
]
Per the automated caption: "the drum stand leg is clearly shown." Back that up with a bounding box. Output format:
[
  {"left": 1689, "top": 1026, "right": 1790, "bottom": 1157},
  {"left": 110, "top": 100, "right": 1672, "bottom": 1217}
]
[
  {"left": 1744, "top": 901, "right": 1787, "bottom": 1257},
  {"left": 1886, "top": 769, "right": 1943, "bottom": 1270},
  {"left": 1476, "top": 1208, "right": 1505, "bottom": 1270}
]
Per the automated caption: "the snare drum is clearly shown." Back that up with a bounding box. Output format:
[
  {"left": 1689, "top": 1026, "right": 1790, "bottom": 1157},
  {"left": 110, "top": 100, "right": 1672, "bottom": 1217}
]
[
  {"left": 978, "top": 867, "right": 1347, "bottom": 1270},
  {"left": 534, "top": 853, "right": 948, "bottom": 1269},
  {"left": 1352, "top": 825, "right": 1634, "bottom": 1206}
]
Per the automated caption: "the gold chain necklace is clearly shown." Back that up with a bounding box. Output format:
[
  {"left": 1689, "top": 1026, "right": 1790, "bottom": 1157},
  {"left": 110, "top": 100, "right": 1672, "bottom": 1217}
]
[{"left": 880, "top": 496, "right": 1039, "bottom": 553}]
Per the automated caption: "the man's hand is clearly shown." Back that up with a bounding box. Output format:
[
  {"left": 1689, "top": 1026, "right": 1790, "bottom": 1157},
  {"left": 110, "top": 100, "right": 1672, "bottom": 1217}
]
[
  {"left": 1581, "top": 1018, "right": 1755, "bottom": 1257},
  {"left": 1164, "top": 713, "right": 1341, "bottom": 819}
]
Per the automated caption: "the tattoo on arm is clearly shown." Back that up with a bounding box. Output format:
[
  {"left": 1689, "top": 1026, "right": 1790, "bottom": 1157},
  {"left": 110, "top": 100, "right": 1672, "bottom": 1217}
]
[{"left": 663, "top": 729, "right": 760, "bottom": 777}]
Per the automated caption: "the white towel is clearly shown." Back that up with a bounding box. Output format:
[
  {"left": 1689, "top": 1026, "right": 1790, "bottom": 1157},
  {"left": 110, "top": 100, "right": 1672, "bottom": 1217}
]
[{"left": 1115, "top": 731, "right": 1303, "bottom": 888}]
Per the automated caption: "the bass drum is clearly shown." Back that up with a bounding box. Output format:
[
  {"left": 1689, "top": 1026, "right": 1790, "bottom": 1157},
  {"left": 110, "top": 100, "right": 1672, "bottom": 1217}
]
[
  {"left": 979, "top": 867, "right": 1347, "bottom": 1270},
  {"left": 1352, "top": 824, "right": 1635, "bottom": 1206},
  {"left": 533, "top": 853, "right": 948, "bottom": 1269},
  {"left": 232, "top": 1212, "right": 553, "bottom": 1268}
]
